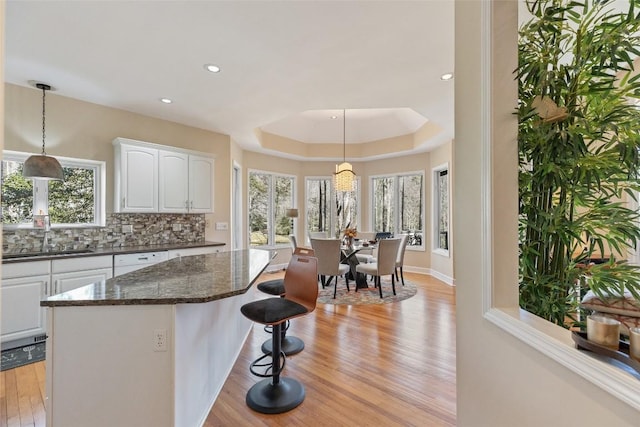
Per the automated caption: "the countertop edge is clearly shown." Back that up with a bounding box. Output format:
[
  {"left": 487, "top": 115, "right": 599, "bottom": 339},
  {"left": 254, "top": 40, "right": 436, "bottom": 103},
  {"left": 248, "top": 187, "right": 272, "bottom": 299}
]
[
  {"left": 3, "top": 241, "right": 226, "bottom": 263},
  {"left": 40, "top": 249, "right": 271, "bottom": 307}
]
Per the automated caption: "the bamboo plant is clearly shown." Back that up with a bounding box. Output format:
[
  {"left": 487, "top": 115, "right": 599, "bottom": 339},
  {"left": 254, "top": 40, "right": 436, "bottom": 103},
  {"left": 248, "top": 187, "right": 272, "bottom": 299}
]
[{"left": 518, "top": 0, "right": 640, "bottom": 327}]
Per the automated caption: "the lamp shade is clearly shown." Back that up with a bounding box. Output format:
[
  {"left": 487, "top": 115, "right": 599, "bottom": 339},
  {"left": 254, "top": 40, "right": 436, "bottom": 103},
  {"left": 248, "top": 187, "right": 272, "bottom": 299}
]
[
  {"left": 334, "top": 162, "right": 355, "bottom": 192},
  {"left": 23, "top": 154, "right": 64, "bottom": 180},
  {"left": 286, "top": 208, "right": 299, "bottom": 218}
]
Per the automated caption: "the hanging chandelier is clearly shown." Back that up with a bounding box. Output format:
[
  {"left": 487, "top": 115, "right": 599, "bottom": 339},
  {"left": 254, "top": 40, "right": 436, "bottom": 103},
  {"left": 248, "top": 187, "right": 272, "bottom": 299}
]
[
  {"left": 334, "top": 109, "right": 355, "bottom": 192},
  {"left": 23, "top": 82, "right": 64, "bottom": 180}
]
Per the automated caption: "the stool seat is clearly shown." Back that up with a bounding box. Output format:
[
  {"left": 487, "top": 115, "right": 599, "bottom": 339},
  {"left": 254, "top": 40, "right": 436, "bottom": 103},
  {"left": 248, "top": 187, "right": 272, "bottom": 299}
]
[
  {"left": 257, "top": 279, "right": 285, "bottom": 296},
  {"left": 241, "top": 298, "right": 308, "bottom": 325},
  {"left": 256, "top": 278, "right": 304, "bottom": 355}
]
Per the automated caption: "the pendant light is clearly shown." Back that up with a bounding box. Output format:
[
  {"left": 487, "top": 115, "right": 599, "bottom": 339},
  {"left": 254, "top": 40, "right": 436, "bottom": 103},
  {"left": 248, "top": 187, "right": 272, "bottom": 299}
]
[
  {"left": 334, "top": 109, "right": 355, "bottom": 192},
  {"left": 23, "top": 83, "right": 64, "bottom": 180}
]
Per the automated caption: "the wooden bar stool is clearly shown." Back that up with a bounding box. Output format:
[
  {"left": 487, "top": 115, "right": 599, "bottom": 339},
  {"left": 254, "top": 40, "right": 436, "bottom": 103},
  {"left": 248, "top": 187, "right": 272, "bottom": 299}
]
[
  {"left": 257, "top": 247, "right": 315, "bottom": 356},
  {"left": 240, "top": 253, "right": 318, "bottom": 414}
]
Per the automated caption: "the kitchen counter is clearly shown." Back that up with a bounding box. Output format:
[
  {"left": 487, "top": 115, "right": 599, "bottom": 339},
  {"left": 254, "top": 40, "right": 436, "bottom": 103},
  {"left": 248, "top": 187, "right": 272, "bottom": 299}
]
[
  {"left": 43, "top": 248, "right": 272, "bottom": 427},
  {"left": 42, "top": 249, "right": 270, "bottom": 306},
  {"left": 2, "top": 240, "right": 225, "bottom": 263}
]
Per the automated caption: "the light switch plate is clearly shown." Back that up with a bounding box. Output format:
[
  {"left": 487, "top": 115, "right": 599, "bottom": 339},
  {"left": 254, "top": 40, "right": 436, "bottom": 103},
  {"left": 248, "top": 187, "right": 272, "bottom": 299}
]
[
  {"left": 122, "top": 224, "right": 133, "bottom": 233},
  {"left": 215, "top": 222, "right": 229, "bottom": 230}
]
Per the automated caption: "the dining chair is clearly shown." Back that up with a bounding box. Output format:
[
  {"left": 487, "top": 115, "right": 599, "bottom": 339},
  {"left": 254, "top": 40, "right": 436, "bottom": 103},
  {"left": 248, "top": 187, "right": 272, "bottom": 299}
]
[
  {"left": 308, "top": 231, "right": 329, "bottom": 239},
  {"left": 395, "top": 234, "right": 410, "bottom": 286},
  {"left": 310, "top": 238, "right": 350, "bottom": 297},
  {"left": 355, "top": 238, "right": 402, "bottom": 298}
]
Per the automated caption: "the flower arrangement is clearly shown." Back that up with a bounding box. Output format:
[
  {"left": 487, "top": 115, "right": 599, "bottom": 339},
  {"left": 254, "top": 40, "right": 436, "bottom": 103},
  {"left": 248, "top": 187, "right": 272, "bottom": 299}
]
[{"left": 343, "top": 228, "right": 357, "bottom": 238}]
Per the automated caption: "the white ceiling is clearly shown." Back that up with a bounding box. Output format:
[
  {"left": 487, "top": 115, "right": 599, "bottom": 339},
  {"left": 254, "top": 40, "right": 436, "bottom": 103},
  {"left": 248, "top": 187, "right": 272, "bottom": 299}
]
[{"left": 4, "top": 0, "right": 455, "bottom": 161}]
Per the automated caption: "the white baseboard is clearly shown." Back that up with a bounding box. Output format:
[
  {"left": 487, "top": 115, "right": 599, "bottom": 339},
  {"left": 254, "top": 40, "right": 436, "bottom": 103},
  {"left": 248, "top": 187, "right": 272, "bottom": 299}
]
[
  {"left": 401, "top": 266, "right": 455, "bottom": 286},
  {"left": 428, "top": 269, "right": 455, "bottom": 286}
]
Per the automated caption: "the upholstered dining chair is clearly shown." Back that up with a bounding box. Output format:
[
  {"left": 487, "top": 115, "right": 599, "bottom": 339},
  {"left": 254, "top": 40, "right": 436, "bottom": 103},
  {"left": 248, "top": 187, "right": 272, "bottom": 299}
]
[
  {"left": 395, "top": 234, "right": 410, "bottom": 286},
  {"left": 240, "top": 253, "right": 319, "bottom": 414},
  {"left": 355, "top": 238, "right": 402, "bottom": 298},
  {"left": 310, "top": 238, "right": 350, "bottom": 297}
]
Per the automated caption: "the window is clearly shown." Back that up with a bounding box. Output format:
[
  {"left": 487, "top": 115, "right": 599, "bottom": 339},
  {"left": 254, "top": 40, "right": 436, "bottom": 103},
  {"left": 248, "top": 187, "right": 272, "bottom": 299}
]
[
  {"left": 1, "top": 151, "right": 105, "bottom": 227},
  {"left": 432, "top": 164, "right": 449, "bottom": 255},
  {"left": 248, "top": 170, "right": 295, "bottom": 247},
  {"left": 305, "top": 176, "right": 359, "bottom": 240},
  {"left": 371, "top": 172, "right": 424, "bottom": 248}
]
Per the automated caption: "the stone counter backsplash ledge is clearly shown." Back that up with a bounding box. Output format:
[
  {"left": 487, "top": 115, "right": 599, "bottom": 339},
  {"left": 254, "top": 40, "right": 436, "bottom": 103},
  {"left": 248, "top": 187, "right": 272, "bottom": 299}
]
[{"left": 3, "top": 213, "right": 205, "bottom": 253}]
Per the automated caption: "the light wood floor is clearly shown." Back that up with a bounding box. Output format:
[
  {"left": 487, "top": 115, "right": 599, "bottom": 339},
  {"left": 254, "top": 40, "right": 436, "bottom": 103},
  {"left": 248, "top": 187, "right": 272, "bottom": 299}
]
[{"left": 0, "top": 272, "right": 456, "bottom": 427}]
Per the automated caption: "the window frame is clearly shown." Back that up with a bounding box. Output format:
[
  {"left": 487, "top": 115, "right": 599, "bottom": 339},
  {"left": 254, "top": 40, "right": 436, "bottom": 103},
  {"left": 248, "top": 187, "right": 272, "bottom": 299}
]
[
  {"left": 2, "top": 150, "right": 106, "bottom": 229},
  {"left": 475, "top": 1, "right": 640, "bottom": 411},
  {"left": 247, "top": 168, "right": 296, "bottom": 249},
  {"left": 303, "top": 175, "right": 361, "bottom": 243},
  {"left": 432, "top": 163, "right": 450, "bottom": 257},
  {"left": 369, "top": 170, "right": 425, "bottom": 251}
]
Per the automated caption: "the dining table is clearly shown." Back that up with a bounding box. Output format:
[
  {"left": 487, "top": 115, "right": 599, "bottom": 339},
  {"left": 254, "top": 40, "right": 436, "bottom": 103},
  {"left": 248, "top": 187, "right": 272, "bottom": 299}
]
[{"left": 341, "top": 241, "right": 377, "bottom": 289}]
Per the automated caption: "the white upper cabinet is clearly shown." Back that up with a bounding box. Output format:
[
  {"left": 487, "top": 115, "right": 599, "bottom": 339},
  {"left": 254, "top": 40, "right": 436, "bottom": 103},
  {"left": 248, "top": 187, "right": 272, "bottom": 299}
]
[
  {"left": 188, "top": 155, "right": 214, "bottom": 213},
  {"left": 159, "top": 150, "right": 190, "bottom": 212},
  {"left": 114, "top": 138, "right": 214, "bottom": 213},
  {"left": 114, "top": 140, "right": 159, "bottom": 212}
]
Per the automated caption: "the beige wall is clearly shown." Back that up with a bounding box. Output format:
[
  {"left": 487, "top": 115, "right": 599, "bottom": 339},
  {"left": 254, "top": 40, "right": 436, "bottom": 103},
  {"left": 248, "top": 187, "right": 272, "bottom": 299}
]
[
  {"left": 455, "top": 1, "right": 638, "bottom": 425},
  {"left": 4, "top": 83, "right": 232, "bottom": 245}
]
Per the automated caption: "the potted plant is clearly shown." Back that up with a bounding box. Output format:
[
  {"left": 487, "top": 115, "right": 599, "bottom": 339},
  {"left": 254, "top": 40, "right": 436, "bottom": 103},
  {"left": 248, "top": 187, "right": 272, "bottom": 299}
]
[{"left": 518, "top": 0, "right": 640, "bottom": 327}]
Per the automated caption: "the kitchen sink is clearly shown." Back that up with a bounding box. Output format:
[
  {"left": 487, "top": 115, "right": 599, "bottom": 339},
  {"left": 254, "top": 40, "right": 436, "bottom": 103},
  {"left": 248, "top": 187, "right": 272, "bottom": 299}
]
[{"left": 3, "top": 248, "right": 94, "bottom": 259}]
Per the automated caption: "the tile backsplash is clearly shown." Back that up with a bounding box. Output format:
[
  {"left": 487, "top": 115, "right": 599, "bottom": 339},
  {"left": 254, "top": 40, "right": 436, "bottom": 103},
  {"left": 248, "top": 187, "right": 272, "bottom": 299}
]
[{"left": 2, "top": 213, "right": 205, "bottom": 253}]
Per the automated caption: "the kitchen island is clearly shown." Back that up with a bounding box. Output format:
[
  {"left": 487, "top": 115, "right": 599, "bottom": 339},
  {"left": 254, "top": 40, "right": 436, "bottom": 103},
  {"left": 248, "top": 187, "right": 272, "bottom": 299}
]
[{"left": 41, "top": 249, "right": 271, "bottom": 427}]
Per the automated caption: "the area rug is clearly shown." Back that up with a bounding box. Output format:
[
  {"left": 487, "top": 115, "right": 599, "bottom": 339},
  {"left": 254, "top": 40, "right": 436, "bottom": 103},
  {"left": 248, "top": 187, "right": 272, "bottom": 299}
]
[
  {"left": 1, "top": 342, "right": 45, "bottom": 371},
  {"left": 317, "top": 278, "right": 417, "bottom": 305}
]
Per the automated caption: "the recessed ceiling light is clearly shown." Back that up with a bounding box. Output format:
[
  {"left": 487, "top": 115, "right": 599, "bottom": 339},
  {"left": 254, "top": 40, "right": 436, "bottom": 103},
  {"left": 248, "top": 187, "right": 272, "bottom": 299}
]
[
  {"left": 204, "top": 64, "right": 221, "bottom": 73},
  {"left": 441, "top": 73, "right": 454, "bottom": 81},
  {"left": 160, "top": 98, "right": 173, "bottom": 104},
  {"left": 330, "top": 115, "right": 338, "bottom": 119}
]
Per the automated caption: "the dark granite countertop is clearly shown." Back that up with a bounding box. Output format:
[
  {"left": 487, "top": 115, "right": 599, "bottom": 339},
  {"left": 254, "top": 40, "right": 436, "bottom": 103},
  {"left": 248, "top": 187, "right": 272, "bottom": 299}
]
[
  {"left": 2, "top": 241, "right": 225, "bottom": 263},
  {"left": 41, "top": 249, "right": 271, "bottom": 307}
]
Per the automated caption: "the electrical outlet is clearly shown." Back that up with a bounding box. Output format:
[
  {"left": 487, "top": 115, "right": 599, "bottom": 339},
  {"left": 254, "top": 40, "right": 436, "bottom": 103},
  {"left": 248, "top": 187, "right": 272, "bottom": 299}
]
[
  {"left": 153, "top": 328, "right": 167, "bottom": 352},
  {"left": 122, "top": 224, "right": 133, "bottom": 234},
  {"left": 215, "top": 222, "right": 229, "bottom": 230},
  {"left": 172, "top": 223, "right": 182, "bottom": 231}
]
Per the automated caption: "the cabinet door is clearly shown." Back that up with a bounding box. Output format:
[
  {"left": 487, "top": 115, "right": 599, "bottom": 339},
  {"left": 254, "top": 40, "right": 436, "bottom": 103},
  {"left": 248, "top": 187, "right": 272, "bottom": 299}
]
[
  {"left": 188, "top": 155, "right": 214, "bottom": 213},
  {"left": 1, "top": 275, "right": 49, "bottom": 343},
  {"left": 52, "top": 268, "right": 113, "bottom": 295},
  {"left": 159, "top": 150, "right": 189, "bottom": 213},
  {"left": 120, "top": 144, "right": 158, "bottom": 212}
]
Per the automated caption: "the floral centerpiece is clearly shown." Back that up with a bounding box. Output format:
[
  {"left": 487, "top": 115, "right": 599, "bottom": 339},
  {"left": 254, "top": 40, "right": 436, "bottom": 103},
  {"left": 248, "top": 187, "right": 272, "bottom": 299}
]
[{"left": 343, "top": 228, "right": 357, "bottom": 247}]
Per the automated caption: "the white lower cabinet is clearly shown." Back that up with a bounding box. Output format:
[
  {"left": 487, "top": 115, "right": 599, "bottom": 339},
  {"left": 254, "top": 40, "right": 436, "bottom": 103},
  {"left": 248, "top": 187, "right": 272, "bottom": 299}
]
[
  {"left": 1, "top": 261, "right": 50, "bottom": 343},
  {"left": 51, "top": 255, "right": 113, "bottom": 294}
]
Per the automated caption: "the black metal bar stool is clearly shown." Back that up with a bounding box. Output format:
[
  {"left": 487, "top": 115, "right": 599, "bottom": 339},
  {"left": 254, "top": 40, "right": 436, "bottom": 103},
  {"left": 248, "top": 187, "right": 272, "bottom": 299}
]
[
  {"left": 240, "top": 253, "right": 318, "bottom": 414},
  {"left": 257, "top": 247, "right": 314, "bottom": 356}
]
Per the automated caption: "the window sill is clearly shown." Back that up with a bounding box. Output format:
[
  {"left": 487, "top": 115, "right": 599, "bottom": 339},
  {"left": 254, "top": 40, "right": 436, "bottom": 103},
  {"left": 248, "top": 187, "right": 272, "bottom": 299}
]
[
  {"left": 432, "top": 248, "right": 450, "bottom": 257},
  {"left": 485, "top": 307, "right": 640, "bottom": 410}
]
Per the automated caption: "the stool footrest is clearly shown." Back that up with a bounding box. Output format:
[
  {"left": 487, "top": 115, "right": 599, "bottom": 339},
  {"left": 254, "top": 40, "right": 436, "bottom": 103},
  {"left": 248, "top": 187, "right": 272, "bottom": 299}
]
[
  {"left": 262, "top": 335, "right": 304, "bottom": 356},
  {"left": 249, "top": 350, "right": 286, "bottom": 378}
]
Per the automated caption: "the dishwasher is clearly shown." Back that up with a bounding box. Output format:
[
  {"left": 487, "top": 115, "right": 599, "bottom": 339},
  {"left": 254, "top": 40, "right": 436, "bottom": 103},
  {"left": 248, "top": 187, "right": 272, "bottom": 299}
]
[{"left": 113, "top": 251, "right": 169, "bottom": 276}]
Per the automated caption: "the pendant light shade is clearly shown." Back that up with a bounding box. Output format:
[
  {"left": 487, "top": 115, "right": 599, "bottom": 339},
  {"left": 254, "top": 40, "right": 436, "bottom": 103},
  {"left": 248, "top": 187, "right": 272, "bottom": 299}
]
[
  {"left": 23, "top": 83, "right": 64, "bottom": 181},
  {"left": 334, "top": 109, "right": 355, "bottom": 192}
]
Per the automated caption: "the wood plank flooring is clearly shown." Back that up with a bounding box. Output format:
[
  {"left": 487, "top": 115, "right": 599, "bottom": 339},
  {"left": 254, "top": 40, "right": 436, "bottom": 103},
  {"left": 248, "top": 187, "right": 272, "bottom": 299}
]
[{"left": 0, "top": 272, "right": 456, "bottom": 426}]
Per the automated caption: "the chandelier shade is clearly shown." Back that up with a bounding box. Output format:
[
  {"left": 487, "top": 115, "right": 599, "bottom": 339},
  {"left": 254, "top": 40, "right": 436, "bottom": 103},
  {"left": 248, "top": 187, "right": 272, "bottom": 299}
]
[
  {"left": 23, "top": 82, "right": 64, "bottom": 181},
  {"left": 333, "top": 109, "right": 355, "bottom": 192}
]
